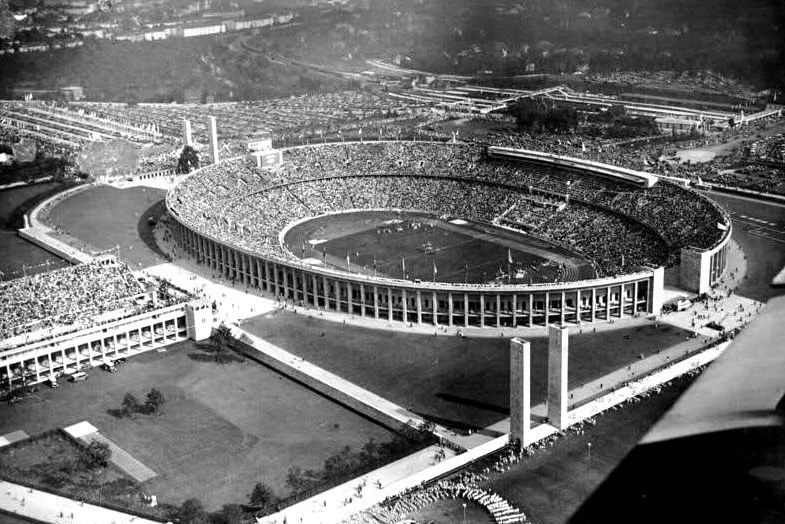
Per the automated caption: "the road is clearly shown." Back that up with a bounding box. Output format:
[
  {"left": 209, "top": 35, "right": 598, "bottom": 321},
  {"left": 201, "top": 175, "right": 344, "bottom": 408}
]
[{"left": 704, "top": 190, "right": 785, "bottom": 301}]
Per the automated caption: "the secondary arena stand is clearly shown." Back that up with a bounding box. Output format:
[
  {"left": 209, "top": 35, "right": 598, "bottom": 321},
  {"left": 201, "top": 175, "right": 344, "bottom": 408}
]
[{"left": 0, "top": 257, "right": 212, "bottom": 391}]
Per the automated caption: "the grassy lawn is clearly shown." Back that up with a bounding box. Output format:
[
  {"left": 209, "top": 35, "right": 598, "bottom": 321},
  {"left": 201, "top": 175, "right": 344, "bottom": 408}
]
[
  {"left": 285, "top": 210, "right": 591, "bottom": 284},
  {"left": 0, "top": 341, "right": 395, "bottom": 510},
  {"left": 243, "top": 311, "right": 696, "bottom": 431},
  {"left": 0, "top": 182, "right": 71, "bottom": 278},
  {"left": 45, "top": 185, "right": 168, "bottom": 269},
  {"left": 0, "top": 431, "right": 146, "bottom": 514}
]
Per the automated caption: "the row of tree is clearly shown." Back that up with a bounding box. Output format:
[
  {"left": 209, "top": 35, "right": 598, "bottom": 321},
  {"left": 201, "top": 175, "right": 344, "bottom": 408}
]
[
  {"left": 511, "top": 99, "right": 579, "bottom": 134},
  {"left": 109, "top": 388, "right": 165, "bottom": 418},
  {"left": 285, "top": 422, "right": 435, "bottom": 497}
]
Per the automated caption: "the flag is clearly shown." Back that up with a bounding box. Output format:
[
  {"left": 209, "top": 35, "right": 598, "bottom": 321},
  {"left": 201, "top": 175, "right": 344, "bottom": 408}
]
[
  {"left": 717, "top": 222, "right": 728, "bottom": 231},
  {"left": 402, "top": 257, "right": 406, "bottom": 275},
  {"left": 507, "top": 249, "right": 513, "bottom": 265},
  {"left": 433, "top": 259, "right": 438, "bottom": 276},
  {"left": 346, "top": 252, "right": 350, "bottom": 267}
]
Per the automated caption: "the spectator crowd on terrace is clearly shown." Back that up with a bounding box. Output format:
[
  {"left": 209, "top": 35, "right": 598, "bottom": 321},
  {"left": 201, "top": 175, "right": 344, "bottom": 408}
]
[
  {"left": 71, "top": 91, "right": 430, "bottom": 144},
  {"left": 170, "top": 141, "right": 725, "bottom": 280},
  {"left": 0, "top": 261, "right": 144, "bottom": 341}
]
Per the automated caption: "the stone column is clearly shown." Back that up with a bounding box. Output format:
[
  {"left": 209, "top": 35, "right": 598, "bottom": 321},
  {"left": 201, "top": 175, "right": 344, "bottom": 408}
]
[
  {"left": 416, "top": 291, "right": 422, "bottom": 324},
  {"left": 544, "top": 292, "right": 550, "bottom": 327},
  {"left": 360, "top": 284, "right": 366, "bottom": 317},
  {"left": 591, "top": 288, "right": 596, "bottom": 322},
  {"left": 479, "top": 293, "right": 485, "bottom": 327},
  {"left": 560, "top": 291, "right": 566, "bottom": 325},
  {"left": 510, "top": 338, "right": 532, "bottom": 447},
  {"left": 547, "top": 324, "right": 569, "bottom": 430},
  {"left": 402, "top": 289, "right": 408, "bottom": 323},
  {"left": 347, "top": 282, "right": 353, "bottom": 314},
  {"left": 528, "top": 294, "right": 534, "bottom": 327},
  {"left": 387, "top": 288, "right": 393, "bottom": 322},
  {"left": 448, "top": 292, "right": 454, "bottom": 327},
  {"left": 496, "top": 294, "right": 501, "bottom": 328},
  {"left": 464, "top": 293, "right": 469, "bottom": 327},
  {"left": 432, "top": 291, "right": 438, "bottom": 326},
  {"left": 373, "top": 286, "right": 379, "bottom": 320},
  {"left": 292, "top": 268, "right": 299, "bottom": 302},
  {"left": 575, "top": 289, "right": 581, "bottom": 324},
  {"left": 512, "top": 294, "right": 518, "bottom": 327}
]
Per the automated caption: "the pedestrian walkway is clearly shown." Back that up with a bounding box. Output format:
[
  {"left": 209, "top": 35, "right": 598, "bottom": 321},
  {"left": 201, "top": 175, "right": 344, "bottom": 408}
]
[
  {"left": 0, "top": 431, "right": 29, "bottom": 448},
  {"left": 257, "top": 334, "right": 731, "bottom": 524},
  {"left": 0, "top": 480, "right": 162, "bottom": 524}
]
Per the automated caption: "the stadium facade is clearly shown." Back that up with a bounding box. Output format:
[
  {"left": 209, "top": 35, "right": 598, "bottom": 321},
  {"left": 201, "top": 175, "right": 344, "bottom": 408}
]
[{"left": 167, "top": 142, "right": 731, "bottom": 331}]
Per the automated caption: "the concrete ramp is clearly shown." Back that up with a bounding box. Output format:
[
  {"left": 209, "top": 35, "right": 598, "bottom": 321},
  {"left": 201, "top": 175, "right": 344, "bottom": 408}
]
[
  {"left": 64, "top": 421, "right": 157, "bottom": 482},
  {"left": 0, "top": 430, "right": 29, "bottom": 448}
]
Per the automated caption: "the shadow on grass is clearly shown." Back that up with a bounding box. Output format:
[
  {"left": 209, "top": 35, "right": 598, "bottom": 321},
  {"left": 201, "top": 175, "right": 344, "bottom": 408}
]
[
  {"left": 135, "top": 200, "right": 168, "bottom": 259},
  {"left": 187, "top": 344, "right": 246, "bottom": 365},
  {"left": 435, "top": 392, "right": 509, "bottom": 415},
  {"left": 186, "top": 353, "right": 245, "bottom": 364}
]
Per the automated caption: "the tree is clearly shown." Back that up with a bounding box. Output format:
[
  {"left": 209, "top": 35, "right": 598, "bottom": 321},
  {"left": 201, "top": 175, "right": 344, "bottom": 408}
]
[
  {"left": 178, "top": 498, "right": 208, "bottom": 524},
  {"left": 0, "top": 0, "right": 14, "bottom": 40},
  {"left": 144, "top": 388, "right": 165, "bottom": 414},
  {"left": 122, "top": 392, "right": 139, "bottom": 416},
  {"left": 177, "top": 146, "right": 200, "bottom": 174},
  {"left": 79, "top": 441, "right": 111, "bottom": 469},
  {"left": 210, "top": 323, "right": 233, "bottom": 363},
  {"left": 248, "top": 482, "right": 276, "bottom": 508},
  {"left": 209, "top": 504, "right": 244, "bottom": 524}
]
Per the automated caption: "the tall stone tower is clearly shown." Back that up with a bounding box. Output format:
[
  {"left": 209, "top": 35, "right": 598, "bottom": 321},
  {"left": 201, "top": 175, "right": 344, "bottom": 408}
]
[
  {"left": 510, "top": 337, "right": 532, "bottom": 447},
  {"left": 182, "top": 119, "right": 193, "bottom": 147},
  {"left": 208, "top": 115, "right": 219, "bottom": 164},
  {"left": 547, "top": 324, "right": 570, "bottom": 429}
]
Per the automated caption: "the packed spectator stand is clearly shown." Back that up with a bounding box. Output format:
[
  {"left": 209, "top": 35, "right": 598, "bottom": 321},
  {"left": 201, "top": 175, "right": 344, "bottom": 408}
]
[
  {"left": 71, "top": 91, "right": 430, "bottom": 144},
  {"left": 170, "top": 141, "right": 724, "bottom": 281},
  {"left": 0, "top": 261, "right": 146, "bottom": 342}
]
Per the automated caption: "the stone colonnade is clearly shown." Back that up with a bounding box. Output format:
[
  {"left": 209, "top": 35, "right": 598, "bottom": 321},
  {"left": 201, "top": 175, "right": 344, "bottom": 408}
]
[{"left": 172, "top": 220, "right": 660, "bottom": 329}]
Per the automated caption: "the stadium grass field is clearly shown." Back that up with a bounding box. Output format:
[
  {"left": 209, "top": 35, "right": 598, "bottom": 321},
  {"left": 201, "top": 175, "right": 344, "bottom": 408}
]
[
  {"left": 0, "top": 341, "right": 395, "bottom": 510},
  {"left": 243, "top": 311, "right": 702, "bottom": 430},
  {"left": 45, "top": 185, "right": 168, "bottom": 269},
  {"left": 284, "top": 210, "right": 594, "bottom": 284}
]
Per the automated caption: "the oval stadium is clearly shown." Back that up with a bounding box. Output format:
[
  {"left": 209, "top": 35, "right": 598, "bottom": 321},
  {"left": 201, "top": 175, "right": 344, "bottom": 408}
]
[{"left": 166, "top": 141, "right": 732, "bottom": 329}]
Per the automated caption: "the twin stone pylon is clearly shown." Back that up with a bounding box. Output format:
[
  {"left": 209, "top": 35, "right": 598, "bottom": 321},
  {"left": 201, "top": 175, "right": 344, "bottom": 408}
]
[{"left": 510, "top": 324, "right": 569, "bottom": 447}]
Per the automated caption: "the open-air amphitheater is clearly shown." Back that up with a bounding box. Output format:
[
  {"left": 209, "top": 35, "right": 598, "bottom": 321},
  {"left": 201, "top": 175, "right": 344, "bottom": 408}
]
[{"left": 167, "top": 140, "right": 732, "bottom": 330}]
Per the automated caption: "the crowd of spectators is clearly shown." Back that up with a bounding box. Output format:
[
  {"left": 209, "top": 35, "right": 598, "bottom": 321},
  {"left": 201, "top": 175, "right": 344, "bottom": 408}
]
[
  {"left": 0, "top": 261, "right": 144, "bottom": 341},
  {"left": 72, "top": 91, "right": 429, "bottom": 144},
  {"left": 171, "top": 141, "right": 725, "bottom": 279},
  {"left": 347, "top": 479, "right": 529, "bottom": 524}
]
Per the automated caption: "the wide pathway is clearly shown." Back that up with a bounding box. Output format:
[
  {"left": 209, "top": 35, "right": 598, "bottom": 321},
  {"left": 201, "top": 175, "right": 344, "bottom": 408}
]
[{"left": 0, "top": 480, "right": 162, "bottom": 524}]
